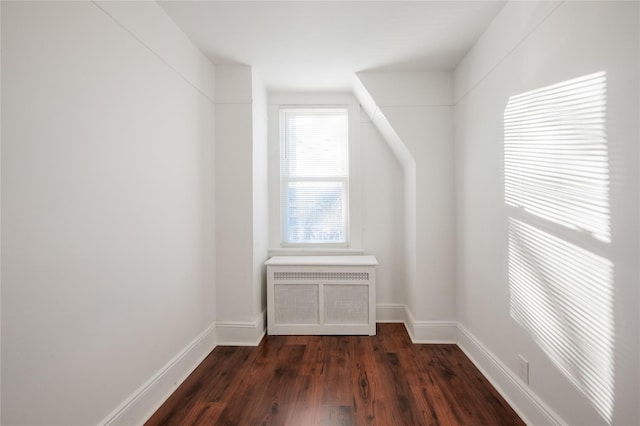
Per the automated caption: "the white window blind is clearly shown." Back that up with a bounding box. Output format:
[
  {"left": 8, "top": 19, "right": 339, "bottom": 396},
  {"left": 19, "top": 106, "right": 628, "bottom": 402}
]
[{"left": 280, "top": 108, "right": 349, "bottom": 245}]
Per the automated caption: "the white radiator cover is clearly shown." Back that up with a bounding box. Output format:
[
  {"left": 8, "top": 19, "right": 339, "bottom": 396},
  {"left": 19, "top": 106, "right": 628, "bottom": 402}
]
[{"left": 265, "top": 256, "right": 378, "bottom": 335}]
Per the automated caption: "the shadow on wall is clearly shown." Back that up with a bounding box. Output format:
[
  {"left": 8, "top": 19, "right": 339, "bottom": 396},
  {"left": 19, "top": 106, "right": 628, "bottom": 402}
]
[{"left": 504, "top": 72, "right": 614, "bottom": 423}]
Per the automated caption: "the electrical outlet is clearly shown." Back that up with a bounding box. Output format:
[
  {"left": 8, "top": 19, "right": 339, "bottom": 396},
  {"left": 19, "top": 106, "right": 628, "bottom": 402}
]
[{"left": 518, "top": 355, "right": 529, "bottom": 384}]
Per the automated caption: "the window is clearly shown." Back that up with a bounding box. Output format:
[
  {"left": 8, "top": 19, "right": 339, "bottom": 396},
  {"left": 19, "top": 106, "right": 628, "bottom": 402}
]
[{"left": 280, "top": 107, "right": 349, "bottom": 245}]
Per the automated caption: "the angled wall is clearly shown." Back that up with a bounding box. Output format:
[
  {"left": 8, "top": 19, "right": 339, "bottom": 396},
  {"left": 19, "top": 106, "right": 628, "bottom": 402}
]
[{"left": 355, "top": 71, "right": 456, "bottom": 341}]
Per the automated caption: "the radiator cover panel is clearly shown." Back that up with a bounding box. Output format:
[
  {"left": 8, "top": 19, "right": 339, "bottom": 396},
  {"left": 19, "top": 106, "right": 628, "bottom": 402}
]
[
  {"left": 324, "top": 285, "right": 369, "bottom": 324},
  {"left": 274, "top": 284, "right": 319, "bottom": 324}
]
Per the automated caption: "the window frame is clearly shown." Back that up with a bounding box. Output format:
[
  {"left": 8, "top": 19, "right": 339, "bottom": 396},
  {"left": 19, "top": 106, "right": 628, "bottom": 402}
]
[
  {"left": 268, "top": 94, "right": 362, "bottom": 254},
  {"left": 279, "top": 107, "right": 350, "bottom": 247}
]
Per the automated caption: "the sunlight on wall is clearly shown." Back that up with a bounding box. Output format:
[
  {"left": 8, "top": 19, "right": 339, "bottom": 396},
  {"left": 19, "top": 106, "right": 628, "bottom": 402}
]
[
  {"left": 509, "top": 219, "right": 614, "bottom": 421},
  {"left": 505, "top": 72, "right": 614, "bottom": 423},
  {"left": 505, "top": 72, "right": 609, "bottom": 243}
]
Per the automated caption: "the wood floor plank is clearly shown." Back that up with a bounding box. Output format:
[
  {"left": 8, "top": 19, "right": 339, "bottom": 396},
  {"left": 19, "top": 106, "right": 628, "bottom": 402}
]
[
  {"left": 297, "top": 335, "right": 325, "bottom": 376},
  {"left": 284, "top": 374, "right": 324, "bottom": 425},
  {"left": 322, "top": 336, "right": 354, "bottom": 406},
  {"left": 213, "top": 342, "right": 281, "bottom": 425},
  {"left": 145, "top": 324, "right": 525, "bottom": 426},
  {"left": 249, "top": 343, "right": 306, "bottom": 425},
  {"left": 349, "top": 337, "right": 376, "bottom": 425},
  {"left": 377, "top": 351, "right": 423, "bottom": 425},
  {"left": 321, "top": 405, "right": 353, "bottom": 426}
]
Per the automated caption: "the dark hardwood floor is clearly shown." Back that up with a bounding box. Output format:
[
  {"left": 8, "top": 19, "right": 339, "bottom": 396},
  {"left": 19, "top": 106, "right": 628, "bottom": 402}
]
[{"left": 146, "top": 323, "right": 525, "bottom": 425}]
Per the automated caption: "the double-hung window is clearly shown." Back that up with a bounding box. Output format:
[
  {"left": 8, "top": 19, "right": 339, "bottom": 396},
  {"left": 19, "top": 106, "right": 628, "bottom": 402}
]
[{"left": 280, "top": 107, "right": 349, "bottom": 245}]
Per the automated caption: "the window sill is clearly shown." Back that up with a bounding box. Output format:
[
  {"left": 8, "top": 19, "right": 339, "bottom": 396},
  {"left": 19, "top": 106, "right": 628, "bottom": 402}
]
[{"left": 268, "top": 247, "right": 365, "bottom": 257}]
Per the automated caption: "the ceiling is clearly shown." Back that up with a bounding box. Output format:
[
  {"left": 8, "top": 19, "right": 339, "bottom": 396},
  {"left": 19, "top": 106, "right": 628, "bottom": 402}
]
[{"left": 159, "top": 1, "right": 506, "bottom": 91}]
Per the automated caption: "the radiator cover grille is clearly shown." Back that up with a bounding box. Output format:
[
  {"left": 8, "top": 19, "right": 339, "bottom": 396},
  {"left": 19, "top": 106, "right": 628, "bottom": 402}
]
[{"left": 273, "top": 271, "right": 369, "bottom": 281}]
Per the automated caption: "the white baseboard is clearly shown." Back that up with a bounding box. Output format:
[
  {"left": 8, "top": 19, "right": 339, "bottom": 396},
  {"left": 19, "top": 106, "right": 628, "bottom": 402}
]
[
  {"left": 215, "top": 311, "right": 266, "bottom": 346},
  {"left": 98, "top": 322, "right": 217, "bottom": 426},
  {"left": 457, "top": 324, "right": 564, "bottom": 426},
  {"left": 403, "top": 306, "right": 457, "bottom": 343},
  {"left": 376, "top": 303, "right": 406, "bottom": 322}
]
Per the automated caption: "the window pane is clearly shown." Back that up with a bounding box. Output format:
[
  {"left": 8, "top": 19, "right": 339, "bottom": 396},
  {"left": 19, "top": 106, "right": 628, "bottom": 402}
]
[
  {"left": 284, "top": 181, "right": 346, "bottom": 244},
  {"left": 283, "top": 110, "right": 348, "bottom": 178}
]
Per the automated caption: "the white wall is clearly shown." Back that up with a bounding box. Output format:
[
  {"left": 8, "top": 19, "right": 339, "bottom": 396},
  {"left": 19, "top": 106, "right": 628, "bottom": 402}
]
[
  {"left": 454, "top": 1, "right": 639, "bottom": 424},
  {"left": 215, "top": 65, "right": 267, "bottom": 344},
  {"left": 215, "top": 65, "right": 254, "bottom": 327},
  {"left": 1, "top": 2, "right": 216, "bottom": 425},
  {"left": 252, "top": 70, "right": 269, "bottom": 319},
  {"left": 0, "top": 4, "right": 3, "bottom": 421},
  {"left": 214, "top": 66, "right": 254, "bottom": 324},
  {"left": 356, "top": 72, "right": 456, "bottom": 340}
]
